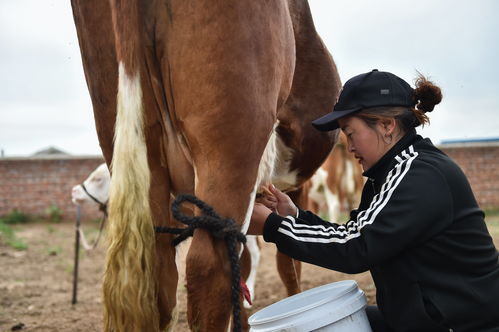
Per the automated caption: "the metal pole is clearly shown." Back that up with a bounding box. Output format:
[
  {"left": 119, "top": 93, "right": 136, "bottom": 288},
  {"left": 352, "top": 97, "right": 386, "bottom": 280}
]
[{"left": 72, "top": 205, "right": 81, "bottom": 305}]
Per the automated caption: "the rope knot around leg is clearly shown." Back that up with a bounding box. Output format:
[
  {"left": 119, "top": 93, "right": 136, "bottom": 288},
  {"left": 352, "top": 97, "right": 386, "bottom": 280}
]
[
  {"left": 156, "top": 194, "right": 247, "bottom": 245},
  {"left": 155, "top": 194, "right": 247, "bottom": 332}
]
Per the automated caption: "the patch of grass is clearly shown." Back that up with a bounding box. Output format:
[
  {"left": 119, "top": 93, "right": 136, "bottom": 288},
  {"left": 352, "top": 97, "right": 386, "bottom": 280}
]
[
  {"left": 0, "top": 220, "right": 28, "bottom": 250},
  {"left": 45, "top": 204, "right": 63, "bottom": 223},
  {"left": 10, "top": 239, "right": 28, "bottom": 250},
  {"left": 0, "top": 221, "right": 14, "bottom": 238},
  {"left": 47, "top": 225, "right": 56, "bottom": 234},
  {"left": 0, "top": 209, "right": 30, "bottom": 224}
]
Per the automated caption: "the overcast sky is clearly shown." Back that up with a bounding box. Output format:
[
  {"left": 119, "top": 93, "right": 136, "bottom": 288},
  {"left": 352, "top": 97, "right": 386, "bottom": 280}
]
[{"left": 1, "top": 0, "right": 498, "bottom": 157}]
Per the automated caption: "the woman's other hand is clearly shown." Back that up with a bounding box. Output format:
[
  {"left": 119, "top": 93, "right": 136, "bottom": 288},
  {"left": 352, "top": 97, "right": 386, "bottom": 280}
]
[
  {"left": 270, "top": 185, "right": 298, "bottom": 217},
  {"left": 255, "top": 190, "right": 277, "bottom": 211}
]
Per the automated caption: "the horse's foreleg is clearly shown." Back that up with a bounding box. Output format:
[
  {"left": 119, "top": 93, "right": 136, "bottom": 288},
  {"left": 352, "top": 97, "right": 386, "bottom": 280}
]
[
  {"left": 185, "top": 179, "right": 260, "bottom": 331},
  {"left": 182, "top": 119, "right": 277, "bottom": 331}
]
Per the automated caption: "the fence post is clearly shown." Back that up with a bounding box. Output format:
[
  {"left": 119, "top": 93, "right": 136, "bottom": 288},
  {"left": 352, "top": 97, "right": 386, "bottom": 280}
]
[{"left": 72, "top": 206, "right": 81, "bottom": 304}]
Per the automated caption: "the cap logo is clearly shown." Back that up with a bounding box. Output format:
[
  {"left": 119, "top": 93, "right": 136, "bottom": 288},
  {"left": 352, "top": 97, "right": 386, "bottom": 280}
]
[{"left": 380, "top": 89, "right": 390, "bottom": 95}]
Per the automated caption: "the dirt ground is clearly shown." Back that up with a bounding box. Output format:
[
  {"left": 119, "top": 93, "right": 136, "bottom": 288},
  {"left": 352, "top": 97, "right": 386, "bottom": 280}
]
[
  {"left": 1, "top": 216, "right": 497, "bottom": 332},
  {"left": 0, "top": 219, "right": 375, "bottom": 332}
]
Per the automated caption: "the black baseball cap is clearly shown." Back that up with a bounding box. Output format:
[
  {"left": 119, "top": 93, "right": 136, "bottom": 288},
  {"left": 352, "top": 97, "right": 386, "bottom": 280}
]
[{"left": 312, "top": 69, "right": 415, "bottom": 131}]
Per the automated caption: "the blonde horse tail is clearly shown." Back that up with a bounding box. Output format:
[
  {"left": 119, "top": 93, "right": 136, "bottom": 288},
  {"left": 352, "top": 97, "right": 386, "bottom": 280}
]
[{"left": 103, "top": 2, "right": 159, "bottom": 331}]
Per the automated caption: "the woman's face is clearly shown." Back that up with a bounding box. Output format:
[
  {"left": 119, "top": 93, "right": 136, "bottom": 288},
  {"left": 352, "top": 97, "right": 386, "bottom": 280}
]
[{"left": 337, "top": 116, "right": 388, "bottom": 172}]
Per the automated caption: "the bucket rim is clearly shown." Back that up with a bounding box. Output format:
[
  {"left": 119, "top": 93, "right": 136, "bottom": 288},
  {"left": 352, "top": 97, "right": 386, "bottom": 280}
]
[{"left": 248, "top": 279, "right": 360, "bottom": 326}]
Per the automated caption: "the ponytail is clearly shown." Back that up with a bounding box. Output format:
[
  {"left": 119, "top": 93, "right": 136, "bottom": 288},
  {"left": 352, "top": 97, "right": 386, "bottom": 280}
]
[{"left": 411, "top": 73, "right": 443, "bottom": 127}]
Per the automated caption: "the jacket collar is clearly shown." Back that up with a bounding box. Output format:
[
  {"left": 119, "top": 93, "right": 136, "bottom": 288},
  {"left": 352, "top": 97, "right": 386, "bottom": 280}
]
[{"left": 363, "top": 129, "right": 420, "bottom": 179}]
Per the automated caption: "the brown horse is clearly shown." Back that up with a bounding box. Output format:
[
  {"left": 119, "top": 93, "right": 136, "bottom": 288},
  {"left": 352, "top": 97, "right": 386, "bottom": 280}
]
[{"left": 71, "top": 0, "right": 341, "bottom": 331}]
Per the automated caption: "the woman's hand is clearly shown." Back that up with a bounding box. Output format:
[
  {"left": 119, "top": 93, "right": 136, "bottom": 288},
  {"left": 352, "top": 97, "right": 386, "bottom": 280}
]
[
  {"left": 255, "top": 191, "right": 277, "bottom": 211},
  {"left": 247, "top": 185, "right": 298, "bottom": 236},
  {"left": 269, "top": 185, "right": 297, "bottom": 217}
]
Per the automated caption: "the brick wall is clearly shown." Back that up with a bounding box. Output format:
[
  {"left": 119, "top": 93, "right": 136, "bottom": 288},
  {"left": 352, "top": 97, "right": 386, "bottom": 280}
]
[
  {"left": 0, "top": 143, "right": 498, "bottom": 221},
  {"left": 439, "top": 143, "right": 499, "bottom": 209},
  {"left": 0, "top": 156, "right": 105, "bottom": 221}
]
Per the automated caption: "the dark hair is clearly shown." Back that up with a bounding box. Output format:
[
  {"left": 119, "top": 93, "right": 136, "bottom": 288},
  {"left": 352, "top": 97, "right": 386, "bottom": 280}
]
[{"left": 356, "top": 74, "right": 442, "bottom": 133}]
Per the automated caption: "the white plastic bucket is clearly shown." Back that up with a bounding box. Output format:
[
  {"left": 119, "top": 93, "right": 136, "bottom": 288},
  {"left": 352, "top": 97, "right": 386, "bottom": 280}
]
[{"left": 248, "top": 280, "right": 372, "bottom": 332}]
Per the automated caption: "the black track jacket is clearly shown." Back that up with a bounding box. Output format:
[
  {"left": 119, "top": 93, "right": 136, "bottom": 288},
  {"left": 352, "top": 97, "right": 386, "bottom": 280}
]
[{"left": 263, "top": 131, "right": 499, "bottom": 332}]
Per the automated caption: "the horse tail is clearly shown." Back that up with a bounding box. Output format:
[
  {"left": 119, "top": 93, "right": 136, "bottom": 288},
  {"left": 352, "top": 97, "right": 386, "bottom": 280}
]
[{"left": 103, "top": 1, "right": 159, "bottom": 331}]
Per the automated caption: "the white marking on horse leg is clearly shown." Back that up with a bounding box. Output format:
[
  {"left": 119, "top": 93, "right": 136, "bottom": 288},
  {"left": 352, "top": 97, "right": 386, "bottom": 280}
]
[
  {"left": 255, "top": 124, "right": 278, "bottom": 188},
  {"left": 272, "top": 133, "right": 298, "bottom": 192},
  {"left": 164, "top": 306, "right": 179, "bottom": 332},
  {"left": 243, "top": 235, "right": 260, "bottom": 309},
  {"left": 241, "top": 124, "right": 278, "bottom": 235},
  {"left": 240, "top": 186, "right": 257, "bottom": 237}
]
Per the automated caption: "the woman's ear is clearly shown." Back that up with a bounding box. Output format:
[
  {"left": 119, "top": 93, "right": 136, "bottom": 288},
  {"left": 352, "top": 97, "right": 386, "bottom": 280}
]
[{"left": 380, "top": 118, "right": 396, "bottom": 135}]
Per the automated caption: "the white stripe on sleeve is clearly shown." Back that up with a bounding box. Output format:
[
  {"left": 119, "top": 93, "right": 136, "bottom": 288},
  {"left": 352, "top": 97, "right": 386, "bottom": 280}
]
[{"left": 277, "top": 146, "right": 418, "bottom": 244}]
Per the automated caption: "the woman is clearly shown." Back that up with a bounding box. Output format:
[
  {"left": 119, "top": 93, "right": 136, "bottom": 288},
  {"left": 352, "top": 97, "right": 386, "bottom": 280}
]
[{"left": 250, "top": 69, "right": 499, "bottom": 332}]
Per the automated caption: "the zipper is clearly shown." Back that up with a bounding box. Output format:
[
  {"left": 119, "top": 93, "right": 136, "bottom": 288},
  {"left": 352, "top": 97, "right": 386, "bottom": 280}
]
[{"left": 369, "top": 178, "right": 377, "bottom": 194}]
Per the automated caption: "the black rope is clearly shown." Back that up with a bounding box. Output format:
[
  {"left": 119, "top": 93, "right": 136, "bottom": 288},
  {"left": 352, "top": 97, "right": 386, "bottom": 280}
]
[
  {"left": 155, "top": 194, "right": 247, "bottom": 332},
  {"left": 81, "top": 183, "right": 108, "bottom": 216}
]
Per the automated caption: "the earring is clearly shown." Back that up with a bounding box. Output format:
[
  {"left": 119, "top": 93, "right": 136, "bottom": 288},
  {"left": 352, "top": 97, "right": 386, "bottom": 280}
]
[{"left": 383, "top": 133, "right": 393, "bottom": 145}]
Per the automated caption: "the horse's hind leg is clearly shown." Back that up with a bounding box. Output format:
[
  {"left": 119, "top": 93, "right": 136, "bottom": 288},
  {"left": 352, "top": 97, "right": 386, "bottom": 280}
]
[
  {"left": 148, "top": 160, "right": 179, "bottom": 330},
  {"left": 274, "top": 186, "right": 311, "bottom": 296},
  {"left": 276, "top": 251, "right": 302, "bottom": 295}
]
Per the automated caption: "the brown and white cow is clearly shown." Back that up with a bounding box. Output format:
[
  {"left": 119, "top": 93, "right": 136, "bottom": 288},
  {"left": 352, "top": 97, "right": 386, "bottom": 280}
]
[{"left": 71, "top": 1, "right": 341, "bottom": 331}]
